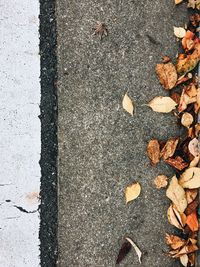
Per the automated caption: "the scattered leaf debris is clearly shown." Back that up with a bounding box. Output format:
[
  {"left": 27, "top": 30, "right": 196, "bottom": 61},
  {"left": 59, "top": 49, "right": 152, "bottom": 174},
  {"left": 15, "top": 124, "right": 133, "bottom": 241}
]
[{"left": 92, "top": 21, "right": 108, "bottom": 40}]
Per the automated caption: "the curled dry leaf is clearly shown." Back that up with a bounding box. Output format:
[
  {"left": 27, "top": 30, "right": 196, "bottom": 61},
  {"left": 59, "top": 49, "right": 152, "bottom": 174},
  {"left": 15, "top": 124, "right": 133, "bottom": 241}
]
[
  {"left": 188, "top": 138, "right": 200, "bottom": 157},
  {"left": 164, "top": 156, "right": 188, "bottom": 171},
  {"left": 178, "top": 87, "right": 197, "bottom": 113},
  {"left": 154, "top": 175, "right": 168, "bottom": 189},
  {"left": 185, "top": 189, "right": 198, "bottom": 204},
  {"left": 122, "top": 93, "right": 134, "bottom": 116},
  {"left": 160, "top": 138, "right": 179, "bottom": 160},
  {"left": 180, "top": 254, "right": 189, "bottom": 267},
  {"left": 125, "top": 237, "right": 142, "bottom": 264},
  {"left": 125, "top": 182, "right": 141, "bottom": 204},
  {"left": 166, "top": 176, "right": 187, "bottom": 213},
  {"left": 148, "top": 96, "right": 177, "bottom": 113},
  {"left": 176, "top": 43, "right": 200, "bottom": 75},
  {"left": 167, "top": 204, "right": 186, "bottom": 230},
  {"left": 181, "top": 112, "right": 194, "bottom": 128},
  {"left": 165, "top": 234, "right": 186, "bottom": 250},
  {"left": 156, "top": 62, "right": 177, "bottom": 90},
  {"left": 186, "top": 211, "right": 199, "bottom": 232},
  {"left": 174, "top": 27, "right": 186, "bottom": 39},
  {"left": 175, "top": 243, "right": 198, "bottom": 257},
  {"left": 179, "top": 167, "right": 200, "bottom": 188},
  {"left": 147, "top": 139, "right": 160, "bottom": 165}
]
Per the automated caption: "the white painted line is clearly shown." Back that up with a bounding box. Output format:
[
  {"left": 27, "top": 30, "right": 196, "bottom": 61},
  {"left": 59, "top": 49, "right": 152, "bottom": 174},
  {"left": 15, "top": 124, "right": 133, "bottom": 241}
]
[{"left": 0, "top": 1, "right": 41, "bottom": 267}]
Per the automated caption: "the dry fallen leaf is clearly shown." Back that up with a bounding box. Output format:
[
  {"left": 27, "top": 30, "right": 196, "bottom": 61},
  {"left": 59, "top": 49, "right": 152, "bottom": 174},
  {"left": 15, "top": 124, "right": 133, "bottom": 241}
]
[
  {"left": 175, "top": 243, "right": 198, "bottom": 257},
  {"left": 147, "top": 139, "right": 160, "bottom": 165},
  {"left": 166, "top": 176, "right": 187, "bottom": 213},
  {"left": 164, "top": 156, "right": 188, "bottom": 171},
  {"left": 167, "top": 204, "right": 186, "bottom": 229},
  {"left": 165, "top": 234, "right": 186, "bottom": 250},
  {"left": 174, "top": 27, "right": 186, "bottom": 38},
  {"left": 185, "top": 197, "right": 199, "bottom": 215},
  {"left": 156, "top": 63, "right": 178, "bottom": 90},
  {"left": 181, "top": 112, "right": 194, "bottom": 128},
  {"left": 154, "top": 175, "right": 168, "bottom": 189},
  {"left": 161, "top": 138, "right": 179, "bottom": 160},
  {"left": 176, "top": 43, "right": 200, "bottom": 75},
  {"left": 180, "top": 254, "right": 189, "bottom": 267},
  {"left": 186, "top": 211, "right": 199, "bottom": 232},
  {"left": 122, "top": 93, "right": 134, "bottom": 116},
  {"left": 175, "top": 0, "right": 183, "bottom": 4},
  {"left": 188, "top": 0, "right": 200, "bottom": 10},
  {"left": 185, "top": 189, "right": 198, "bottom": 204},
  {"left": 125, "top": 182, "right": 141, "bottom": 204},
  {"left": 147, "top": 96, "right": 177, "bottom": 113},
  {"left": 125, "top": 237, "right": 142, "bottom": 264},
  {"left": 179, "top": 167, "right": 200, "bottom": 188},
  {"left": 190, "top": 155, "right": 200, "bottom": 167},
  {"left": 188, "top": 138, "right": 200, "bottom": 157}
]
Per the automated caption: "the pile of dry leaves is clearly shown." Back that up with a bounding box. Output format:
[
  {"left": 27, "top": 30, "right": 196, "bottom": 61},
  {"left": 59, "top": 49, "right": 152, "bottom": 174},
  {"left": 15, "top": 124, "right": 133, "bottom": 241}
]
[{"left": 146, "top": 2, "right": 200, "bottom": 266}]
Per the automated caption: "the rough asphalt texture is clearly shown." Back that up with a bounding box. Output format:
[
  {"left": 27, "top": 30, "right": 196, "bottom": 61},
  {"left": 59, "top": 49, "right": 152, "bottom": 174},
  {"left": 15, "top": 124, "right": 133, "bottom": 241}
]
[
  {"left": 57, "top": 1, "right": 188, "bottom": 266},
  {"left": 39, "top": 1, "right": 58, "bottom": 266}
]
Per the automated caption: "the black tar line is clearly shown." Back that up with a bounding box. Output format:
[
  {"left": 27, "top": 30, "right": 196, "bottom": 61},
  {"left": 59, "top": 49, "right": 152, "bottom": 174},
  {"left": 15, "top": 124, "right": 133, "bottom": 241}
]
[{"left": 39, "top": 1, "right": 58, "bottom": 267}]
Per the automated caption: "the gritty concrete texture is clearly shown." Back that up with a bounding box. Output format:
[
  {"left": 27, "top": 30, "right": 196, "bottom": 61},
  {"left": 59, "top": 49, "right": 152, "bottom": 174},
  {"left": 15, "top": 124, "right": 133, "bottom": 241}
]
[
  {"left": 0, "top": 1, "right": 40, "bottom": 266},
  {"left": 57, "top": 1, "right": 188, "bottom": 266}
]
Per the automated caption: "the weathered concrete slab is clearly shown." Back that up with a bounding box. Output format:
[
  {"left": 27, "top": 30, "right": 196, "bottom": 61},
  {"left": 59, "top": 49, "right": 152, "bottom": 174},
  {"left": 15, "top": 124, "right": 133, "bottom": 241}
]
[{"left": 57, "top": 1, "right": 188, "bottom": 266}]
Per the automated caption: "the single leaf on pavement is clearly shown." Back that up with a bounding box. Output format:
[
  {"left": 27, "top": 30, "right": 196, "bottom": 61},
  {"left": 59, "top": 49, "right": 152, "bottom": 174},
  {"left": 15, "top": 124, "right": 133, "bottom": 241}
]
[
  {"left": 156, "top": 63, "right": 177, "bottom": 89},
  {"left": 125, "top": 237, "right": 142, "bottom": 264},
  {"left": 147, "top": 96, "right": 177, "bottom": 113},
  {"left": 166, "top": 176, "right": 187, "bottom": 213},
  {"left": 122, "top": 93, "right": 134, "bottom": 116},
  {"left": 125, "top": 182, "right": 141, "bottom": 204},
  {"left": 154, "top": 175, "right": 168, "bottom": 189},
  {"left": 179, "top": 167, "right": 200, "bottom": 188},
  {"left": 147, "top": 139, "right": 160, "bottom": 165},
  {"left": 174, "top": 27, "right": 186, "bottom": 39},
  {"left": 161, "top": 138, "right": 179, "bottom": 160}
]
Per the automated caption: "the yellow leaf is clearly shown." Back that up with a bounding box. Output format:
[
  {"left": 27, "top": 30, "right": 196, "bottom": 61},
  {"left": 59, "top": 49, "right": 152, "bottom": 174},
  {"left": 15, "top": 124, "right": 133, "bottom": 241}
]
[
  {"left": 125, "top": 182, "right": 141, "bottom": 204},
  {"left": 147, "top": 96, "right": 177, "bottom": 113},
  {"left": 122, "top": 93, "right": 134, "bottom": 116},
  {"left": 179, "top": 167, "right": 200, "bottom": 189},
  {"left": 174, "top": 27, "right": 186, "bottom": 38},
  {"left": 166, "top": 176, "right": 187, "bottom": 213}
]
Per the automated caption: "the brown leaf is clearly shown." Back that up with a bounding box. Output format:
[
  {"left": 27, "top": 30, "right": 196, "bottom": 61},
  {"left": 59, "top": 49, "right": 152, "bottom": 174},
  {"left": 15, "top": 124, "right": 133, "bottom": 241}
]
[
  {"left": 178, "top": 87, "right": 197, "bottom": 113},
  {"left": 147, "top": 139, "right": 160, "bottom": 165},
  {"left": 195, "top": 123, "right": 200, "bottom": 136},
  {"left": 170, "top": 92, "right": 180, "bottom": 104},
  {"left": 179, "top": 167, "right": 200, "bottom": 188},
  {"left": 188, "top": 253, "right": 195, "bottom": 266},
  {"left": 161, "top": 138, "right": 179, "bottom": 160},
  {"left": 166, "top": 176, "right": 187, "bottom": 213},
  {"left": 185, "top": 197, "right": 199, "bottom": 215},
  {"left": 164, "top": 156, "right": 188, "bottom": 171},
  {"left": 154, "top": 175, "right": 168, "bottom": 189},
  {"left": 185, "top": 189, "right": 198, "bottom": 204},
  {"left": 165, "top": 234, "right": 186, "bottom": 250},
  {"left": 175, "top": 243, "right": 198, "bottom": 257},
  {"left": 125, "top": 182, "right": 141, "bottom": 204},
  {"left": 176, "top": 42, "right": 200, "bottom": 75},
  {"left": 156, "top": 62, "right": 178, "bottom": 90}
]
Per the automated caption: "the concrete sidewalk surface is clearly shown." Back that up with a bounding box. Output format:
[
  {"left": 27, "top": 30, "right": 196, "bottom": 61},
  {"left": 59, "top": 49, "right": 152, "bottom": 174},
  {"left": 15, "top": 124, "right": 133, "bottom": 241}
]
[{"left": 57, "top": 1, "right": 189, "bottom": 266}]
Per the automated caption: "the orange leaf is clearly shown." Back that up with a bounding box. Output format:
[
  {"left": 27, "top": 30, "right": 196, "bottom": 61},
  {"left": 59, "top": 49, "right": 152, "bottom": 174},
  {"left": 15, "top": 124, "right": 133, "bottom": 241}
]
[{"left": 186, "top": 211, "right": 199, "bottom": 232}]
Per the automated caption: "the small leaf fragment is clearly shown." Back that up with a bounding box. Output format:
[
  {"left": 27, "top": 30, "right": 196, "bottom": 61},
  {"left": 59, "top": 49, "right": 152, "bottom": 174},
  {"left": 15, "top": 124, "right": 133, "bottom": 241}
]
[
  {"left": 148, "top": 96, "right": 177, "bottom": 113},
  {"left": 179, "top": 167, "right": 200, "bottom": 188},
  {"left": 125, "top": 237, "right": 142, "bottom": 264},
  {"left": 147, "top": 139, "right": 160, "bottom": 165},
  {"left": 161, "top": 138, "right": 179, "bottom": 160},
  {"left": 174, "top": 27, "right": 186, "bottom": 39},
  {"left": 116, "top": 240, "right": 132, "bottom": 264},
  {"left": 180, "top": 254, "right": 189, "bottom": 267},
  {"left": 125, "top": 182, "right": 141, "bottom": 204},
  {"left": 154, "top": 175, "right": 168, "bottom": 189},
  {"left": 122, "top": 93, "right": 134, "bottom": 116},
  {"left": 156, "top": 63, "right": 177, "bottom": 90},
  {"left": 166, "top": 176, "right": 187, "bottom": 213},
  {"left": 164, "top": 156, "right": 188, "bottom": 171}
]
